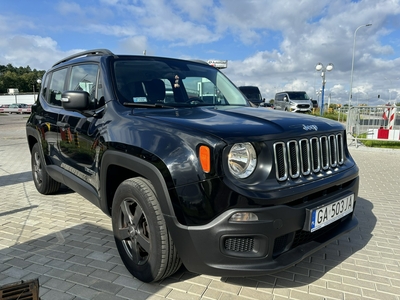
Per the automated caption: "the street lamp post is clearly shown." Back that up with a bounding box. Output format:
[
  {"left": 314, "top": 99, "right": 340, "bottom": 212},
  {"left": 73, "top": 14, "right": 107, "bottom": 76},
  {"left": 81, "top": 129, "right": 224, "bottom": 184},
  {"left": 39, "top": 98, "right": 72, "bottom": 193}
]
[
  {"left": 316, "top": 63, "right": 334, "bottom": 115},
  {"left": 348, "top": 23, "right": 372, "bottom": 109},
  {"left": 33, "top": 79, "right": 42, "bottom": 101}
]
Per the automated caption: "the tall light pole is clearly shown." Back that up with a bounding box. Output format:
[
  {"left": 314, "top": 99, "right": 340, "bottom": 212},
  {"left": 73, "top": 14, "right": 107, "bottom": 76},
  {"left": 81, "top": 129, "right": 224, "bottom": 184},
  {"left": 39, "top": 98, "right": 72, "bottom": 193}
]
[
  {"left": 348, "top": 23, "right": 372, "bottom": 109},
  {"left": 316, "top": 63, "right": 334, "bottom": 115}
]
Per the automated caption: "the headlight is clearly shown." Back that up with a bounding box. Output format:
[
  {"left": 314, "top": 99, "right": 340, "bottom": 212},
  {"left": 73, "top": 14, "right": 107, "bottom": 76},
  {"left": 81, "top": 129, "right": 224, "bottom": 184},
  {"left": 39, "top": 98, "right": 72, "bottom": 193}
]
[{"left": 228, "top": 143, "right": 257, "bottom": 178}]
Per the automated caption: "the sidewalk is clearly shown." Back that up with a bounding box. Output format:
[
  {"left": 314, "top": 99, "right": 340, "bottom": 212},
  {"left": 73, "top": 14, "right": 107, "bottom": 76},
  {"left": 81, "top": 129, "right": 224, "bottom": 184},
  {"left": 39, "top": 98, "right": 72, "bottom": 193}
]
[{"left": 0, "top": 114, "right": 399, "bottom": 300}]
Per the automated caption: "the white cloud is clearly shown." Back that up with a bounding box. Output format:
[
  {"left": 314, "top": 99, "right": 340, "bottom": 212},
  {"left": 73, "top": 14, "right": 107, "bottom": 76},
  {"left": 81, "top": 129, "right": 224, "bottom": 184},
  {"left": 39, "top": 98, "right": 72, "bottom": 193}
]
[
  {"left": 119, "top": 35, "right": 149, "bottom": 55},
  {"left": 1, "top": 0, "right": 400, "bottom": 104},
  {"left": 0, "top": 35, "right": 83, "bottom": 70}
]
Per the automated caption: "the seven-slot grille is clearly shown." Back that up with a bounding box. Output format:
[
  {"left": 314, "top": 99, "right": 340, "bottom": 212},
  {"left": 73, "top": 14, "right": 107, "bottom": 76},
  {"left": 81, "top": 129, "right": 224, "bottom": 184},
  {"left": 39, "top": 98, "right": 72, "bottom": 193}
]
[{"left": 273, "top": 133, "right": 344, "bottom": 181}]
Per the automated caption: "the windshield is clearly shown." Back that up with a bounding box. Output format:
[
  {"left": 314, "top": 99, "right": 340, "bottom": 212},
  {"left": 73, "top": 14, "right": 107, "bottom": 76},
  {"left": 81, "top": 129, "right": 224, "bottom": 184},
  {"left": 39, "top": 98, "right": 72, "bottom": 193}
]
[
  {"left": 113, "top": 57, "right": 248, "bottom": 107},
  {"left": 287, "top": 92, "right": 310, "bottom": 100}
]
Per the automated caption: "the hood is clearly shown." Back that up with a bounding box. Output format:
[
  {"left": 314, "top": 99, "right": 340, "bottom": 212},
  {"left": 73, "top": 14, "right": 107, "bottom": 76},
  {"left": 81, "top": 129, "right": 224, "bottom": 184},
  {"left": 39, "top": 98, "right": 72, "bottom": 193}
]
[{"left": 143, "top": 106, "right": 344, "bottom": 142}]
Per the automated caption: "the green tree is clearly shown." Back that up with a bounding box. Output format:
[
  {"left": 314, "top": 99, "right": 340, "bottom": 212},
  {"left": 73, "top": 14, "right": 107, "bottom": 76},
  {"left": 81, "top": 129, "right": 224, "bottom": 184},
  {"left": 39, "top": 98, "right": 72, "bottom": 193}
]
[{"left": 0, "top": 64, "right": 45, "bottom": 94}]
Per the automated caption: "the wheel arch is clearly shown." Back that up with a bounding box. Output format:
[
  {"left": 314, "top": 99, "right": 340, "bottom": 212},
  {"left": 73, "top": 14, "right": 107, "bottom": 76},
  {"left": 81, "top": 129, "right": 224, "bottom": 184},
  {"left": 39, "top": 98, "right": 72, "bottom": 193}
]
[
  {"left": 26, "top": 126, "right": 40, "bottom": 153},
  {"left": 100, "top": 150, "right": 175, "bottom": 219}
]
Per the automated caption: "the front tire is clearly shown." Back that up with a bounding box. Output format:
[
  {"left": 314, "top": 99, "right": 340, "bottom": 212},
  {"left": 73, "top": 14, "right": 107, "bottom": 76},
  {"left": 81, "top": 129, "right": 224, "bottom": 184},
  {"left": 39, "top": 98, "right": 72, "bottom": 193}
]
[
  {"left": 31, "top": 143, "right": 61, "bottom": 194},
  {"left": 112, "top": 177, "right": 181, "bottom": 282}
]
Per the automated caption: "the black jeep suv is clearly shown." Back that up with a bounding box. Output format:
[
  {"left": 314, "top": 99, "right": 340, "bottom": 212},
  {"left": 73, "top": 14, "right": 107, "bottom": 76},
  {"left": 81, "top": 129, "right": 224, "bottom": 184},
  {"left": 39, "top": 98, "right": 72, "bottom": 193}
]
[{"left": 26, "top": 49, "right": 359, "bottom": 283}]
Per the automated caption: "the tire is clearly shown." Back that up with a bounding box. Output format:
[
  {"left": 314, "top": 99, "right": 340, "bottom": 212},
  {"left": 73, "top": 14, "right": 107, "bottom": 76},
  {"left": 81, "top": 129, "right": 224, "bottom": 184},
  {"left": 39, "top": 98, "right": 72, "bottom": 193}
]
[
  {"left": 112, "top": 177, "right": 182, "bottom": 282},
  {"left": 31, "top": 143, "right": 61, "bottom": 194}
]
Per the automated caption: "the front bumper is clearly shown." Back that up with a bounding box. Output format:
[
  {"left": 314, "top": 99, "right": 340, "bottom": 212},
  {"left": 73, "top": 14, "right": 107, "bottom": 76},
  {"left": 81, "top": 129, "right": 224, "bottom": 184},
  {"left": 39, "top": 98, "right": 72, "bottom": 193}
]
[
  {"left": 291, "top": 107, "right": 311, "bottom": 112},
  {"left": 166, "top": 176, "right": 359, "bottom": 277}
]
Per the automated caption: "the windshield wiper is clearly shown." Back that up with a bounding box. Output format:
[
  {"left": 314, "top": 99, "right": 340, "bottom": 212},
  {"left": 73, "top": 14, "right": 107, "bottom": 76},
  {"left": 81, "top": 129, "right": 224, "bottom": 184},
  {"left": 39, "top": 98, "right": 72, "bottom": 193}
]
[{"left": 123, "top": 102, "right": 174, "bottom": 109}]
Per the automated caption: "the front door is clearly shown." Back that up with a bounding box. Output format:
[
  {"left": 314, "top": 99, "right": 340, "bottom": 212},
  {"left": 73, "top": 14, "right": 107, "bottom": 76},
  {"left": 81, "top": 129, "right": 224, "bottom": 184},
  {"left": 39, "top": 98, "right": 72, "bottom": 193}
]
[{"left": 57, "top": 64, "right": 105, "bottom": 193}]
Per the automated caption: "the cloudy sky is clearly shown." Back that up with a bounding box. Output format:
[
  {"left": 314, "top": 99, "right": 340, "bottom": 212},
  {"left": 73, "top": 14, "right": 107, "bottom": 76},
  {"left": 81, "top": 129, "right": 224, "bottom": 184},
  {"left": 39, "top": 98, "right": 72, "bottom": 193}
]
[{"left": 1, "top": 0, "right": 400, "bottom": 105}]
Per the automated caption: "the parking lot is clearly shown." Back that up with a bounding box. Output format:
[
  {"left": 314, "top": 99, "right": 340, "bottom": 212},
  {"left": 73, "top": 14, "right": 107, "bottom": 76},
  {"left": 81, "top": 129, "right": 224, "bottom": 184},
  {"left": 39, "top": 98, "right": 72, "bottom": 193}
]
[{"left": 0, "top": 113, "right": 399, "bottom": 300}]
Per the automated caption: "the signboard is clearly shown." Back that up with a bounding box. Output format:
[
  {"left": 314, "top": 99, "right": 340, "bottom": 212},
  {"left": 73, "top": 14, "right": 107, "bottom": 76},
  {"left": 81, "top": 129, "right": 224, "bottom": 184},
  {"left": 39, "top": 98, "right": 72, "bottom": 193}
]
[
  {"left": 207, "top": 60, "right": 228, "bottom": 69},
  {"left": 7, "top": 88, "right": 19, "bottom": 95}
]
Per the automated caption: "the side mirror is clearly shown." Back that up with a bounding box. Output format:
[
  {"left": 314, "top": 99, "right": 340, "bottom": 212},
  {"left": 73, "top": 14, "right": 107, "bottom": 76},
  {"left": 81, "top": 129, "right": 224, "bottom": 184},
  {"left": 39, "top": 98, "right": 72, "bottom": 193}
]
[
  {"left": 61, "top": 91, "right": 90, "bottom": 111},
  {"left": 284, "top": 96, "right": 288, "bottom": 102}
]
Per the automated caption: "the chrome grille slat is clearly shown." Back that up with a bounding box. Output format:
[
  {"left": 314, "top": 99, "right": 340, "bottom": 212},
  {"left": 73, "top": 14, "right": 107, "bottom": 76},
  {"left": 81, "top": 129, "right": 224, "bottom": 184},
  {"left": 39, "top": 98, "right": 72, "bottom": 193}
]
[
  {"left": 299, "top": 139, "right": 310, "bottom": 176},
  {"left": 287, "top": 140, "right": 300, "bottom": 179},
  {"left": 310, "top": 137, "right": 320, "bottom": 173},
  {"left": 274, "top": 142, "right": 288, "bottom": 181},
  {"left": 274, "top": 134, "right": 344, "bottom": 182},
  {"left": 320, "top": 136, "right": 329, "bottom": 170},
  {"left": 337, "top": 134, "right": 344, "bottom": 164},
  {"left": 329, "top": 135, "right": 337, "bottom": 167}
]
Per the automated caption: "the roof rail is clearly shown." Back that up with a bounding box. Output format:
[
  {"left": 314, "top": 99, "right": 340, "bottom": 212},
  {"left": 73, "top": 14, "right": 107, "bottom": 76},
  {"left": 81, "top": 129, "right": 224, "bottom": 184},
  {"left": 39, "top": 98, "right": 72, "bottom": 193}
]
[
  {"left": 52, "top": 49, "right": 114, "bottom": 67},
  {"left": 191, "top": 59, "right": 209, "bottom": 65}
]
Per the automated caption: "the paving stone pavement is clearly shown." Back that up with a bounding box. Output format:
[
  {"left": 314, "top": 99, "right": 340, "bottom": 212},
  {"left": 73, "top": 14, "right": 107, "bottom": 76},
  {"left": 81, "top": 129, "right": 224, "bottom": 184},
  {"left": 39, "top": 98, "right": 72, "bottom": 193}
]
[{"left": 0, "top": 113, "right": 399, "bottom": 300}]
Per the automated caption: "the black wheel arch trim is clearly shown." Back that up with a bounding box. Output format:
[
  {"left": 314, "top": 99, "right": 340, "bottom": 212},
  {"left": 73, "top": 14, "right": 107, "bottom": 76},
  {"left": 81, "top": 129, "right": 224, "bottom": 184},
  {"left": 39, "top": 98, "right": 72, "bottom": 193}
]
[{"left": 100, "top": 150, "right": 176, "bottom": 219}]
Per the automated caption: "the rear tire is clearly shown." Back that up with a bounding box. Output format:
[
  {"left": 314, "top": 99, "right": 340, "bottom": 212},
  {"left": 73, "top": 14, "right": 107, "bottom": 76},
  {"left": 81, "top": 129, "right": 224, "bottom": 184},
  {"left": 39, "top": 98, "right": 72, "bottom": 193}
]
[
  {"left": 31, "top": 143, "right": 61, "bottom": 194},
  {"left": 112, "top": 177, "right": 181, "bottom": 282}
]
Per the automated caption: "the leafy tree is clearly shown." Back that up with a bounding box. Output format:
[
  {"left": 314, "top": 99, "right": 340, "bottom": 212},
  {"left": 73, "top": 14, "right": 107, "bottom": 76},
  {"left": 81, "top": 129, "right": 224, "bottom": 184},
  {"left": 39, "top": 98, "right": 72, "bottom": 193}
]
[{"left": 0, "top": 64, "right": 45, "bottom": 94}]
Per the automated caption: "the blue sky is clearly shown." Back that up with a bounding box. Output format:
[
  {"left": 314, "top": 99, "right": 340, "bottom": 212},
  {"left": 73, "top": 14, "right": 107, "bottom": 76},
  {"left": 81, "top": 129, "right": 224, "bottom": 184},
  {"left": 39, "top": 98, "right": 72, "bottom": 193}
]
[{"left": 1, "top": 0, "right": 400, "bottom": 105}]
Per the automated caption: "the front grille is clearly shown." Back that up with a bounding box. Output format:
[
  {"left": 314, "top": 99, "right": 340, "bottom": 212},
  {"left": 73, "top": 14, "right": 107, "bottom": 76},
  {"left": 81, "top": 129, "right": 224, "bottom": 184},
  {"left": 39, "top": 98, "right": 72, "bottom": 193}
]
[
  {"left": 224, "top": 237, "right": 254, "bottom": 252},
  {"left": 273, "top": 134, "right": 344, "bottom": 181},
  {"left": 297, "top": 104, "right": 310, "bottom": 109}
]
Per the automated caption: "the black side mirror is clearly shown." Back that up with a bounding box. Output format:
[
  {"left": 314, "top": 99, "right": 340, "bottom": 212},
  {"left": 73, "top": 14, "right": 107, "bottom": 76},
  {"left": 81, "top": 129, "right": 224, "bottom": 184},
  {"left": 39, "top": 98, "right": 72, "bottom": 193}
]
[{"left": 61, "top": 91, "right": 90, "bottom": 111}]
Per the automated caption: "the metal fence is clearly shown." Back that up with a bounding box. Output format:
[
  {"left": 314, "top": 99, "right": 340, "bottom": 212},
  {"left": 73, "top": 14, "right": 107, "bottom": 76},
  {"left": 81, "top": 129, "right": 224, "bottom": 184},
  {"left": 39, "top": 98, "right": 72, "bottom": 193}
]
[{"left": 344, "top": 106, "right": 400, "bottom": 146}]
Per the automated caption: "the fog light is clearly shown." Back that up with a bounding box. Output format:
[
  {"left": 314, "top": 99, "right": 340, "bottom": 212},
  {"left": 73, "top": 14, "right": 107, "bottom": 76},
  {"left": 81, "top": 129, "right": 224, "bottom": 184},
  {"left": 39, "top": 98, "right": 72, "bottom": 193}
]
[{"left": 229, "top": 212, "right": 258, "bottom": 222}]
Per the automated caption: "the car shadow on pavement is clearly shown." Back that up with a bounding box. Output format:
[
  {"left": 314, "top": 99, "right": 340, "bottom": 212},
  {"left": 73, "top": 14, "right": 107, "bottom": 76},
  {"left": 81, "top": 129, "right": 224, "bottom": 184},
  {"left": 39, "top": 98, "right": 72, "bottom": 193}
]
[
  {"left": 0, "top": 197, "right": 376, "bottom": 298},
  {"left": 0, "top": 171, "right": 32, "bottom": 187},
  {"left": 0, "top": 171, "right": 75, "bottom": 195}
]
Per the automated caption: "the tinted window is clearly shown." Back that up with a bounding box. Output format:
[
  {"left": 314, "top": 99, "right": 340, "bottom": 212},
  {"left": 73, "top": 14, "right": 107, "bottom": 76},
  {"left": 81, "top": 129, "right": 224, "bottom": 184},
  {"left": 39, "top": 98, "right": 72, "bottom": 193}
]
[
  {"left": 48, "top": 68, "right": 68, "bottom": 106},
  {"left": 287, "top": 92, "right": 309, "bottom": 100},
  {"left": 113, "top": 58, "right": 248, "bottom": 107},
  {"left": 239, "top": 87, "right": 262, "bottom": 101},
  {"left": 69, "top": 64, "right": 99, "bottom": 109},
  {"left": 41, "top": 74, "right": 50, "bottom": 101}
]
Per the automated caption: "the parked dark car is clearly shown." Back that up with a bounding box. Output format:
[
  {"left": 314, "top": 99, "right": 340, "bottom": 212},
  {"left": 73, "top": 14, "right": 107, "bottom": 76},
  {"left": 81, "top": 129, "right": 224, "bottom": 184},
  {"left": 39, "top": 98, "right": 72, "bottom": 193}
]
[
  {"left": 26, "top": 49, "right": 359, "bottom": 283},
  {"left": 311, "top": 99, "right": 319, "bottom": 109},
  {"left": 238, "top": 86, "right": 263, "bottom": 106},
  {"left": 260, "top": 102, "right": 274, "bottom": 109}
]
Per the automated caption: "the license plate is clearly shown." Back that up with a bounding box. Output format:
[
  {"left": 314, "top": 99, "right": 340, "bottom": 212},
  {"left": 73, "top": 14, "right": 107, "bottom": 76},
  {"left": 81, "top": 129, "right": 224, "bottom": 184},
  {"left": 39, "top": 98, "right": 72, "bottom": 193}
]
[{"left": 309, "top": 195, "right": 354, "bottom": 232}]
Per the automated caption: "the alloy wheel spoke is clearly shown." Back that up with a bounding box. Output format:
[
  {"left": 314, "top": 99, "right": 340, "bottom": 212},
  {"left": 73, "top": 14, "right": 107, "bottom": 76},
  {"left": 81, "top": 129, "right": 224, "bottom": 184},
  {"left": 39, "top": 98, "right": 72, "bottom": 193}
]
[
  {"left": 118, "top": 227, "right": 131, "bottom": 240},
  {"left": 131, "top": 204, "right": 143, "bottom": 226},
  {"left": 130, "top": 239, "right": 141, "bottom": 263},
  {"left": 135, "top": 232, "right": 150, "bottom": 253},
  {"left": 120, "top": 200, "right": 134, "bottom": 224}
]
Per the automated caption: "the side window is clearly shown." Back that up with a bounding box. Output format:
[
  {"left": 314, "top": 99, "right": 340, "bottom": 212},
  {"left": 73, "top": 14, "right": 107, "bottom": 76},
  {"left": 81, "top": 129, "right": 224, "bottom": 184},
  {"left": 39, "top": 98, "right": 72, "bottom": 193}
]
[
  {"left": 69, "top": 64, "right": 99, "bottom": 109},
  {"left": 41, "top": 74, "right": 50, "bottom": 102},
  {"left": 49, "top": 68, "right": 68, "bottom": 106}
]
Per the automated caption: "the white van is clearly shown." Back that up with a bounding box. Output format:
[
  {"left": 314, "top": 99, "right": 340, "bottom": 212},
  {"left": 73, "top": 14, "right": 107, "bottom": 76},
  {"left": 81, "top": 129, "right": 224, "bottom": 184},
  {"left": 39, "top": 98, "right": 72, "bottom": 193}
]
[{"left": 274, "top": 91, "right": 312, "bottom": 112}]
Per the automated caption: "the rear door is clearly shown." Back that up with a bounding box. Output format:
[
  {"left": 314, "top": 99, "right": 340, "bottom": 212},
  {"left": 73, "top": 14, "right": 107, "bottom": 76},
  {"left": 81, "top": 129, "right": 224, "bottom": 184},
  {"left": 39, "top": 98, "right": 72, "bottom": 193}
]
[{"left": 35, "top": 68, "right": 66, "bottom": 168}]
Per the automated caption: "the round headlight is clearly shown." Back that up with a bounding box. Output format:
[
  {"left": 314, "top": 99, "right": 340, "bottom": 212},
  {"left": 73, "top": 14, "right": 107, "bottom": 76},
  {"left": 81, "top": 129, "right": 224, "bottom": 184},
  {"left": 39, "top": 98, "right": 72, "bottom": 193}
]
[{"left": 228, "top": 143, "right": 257, "bottom": 178}]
